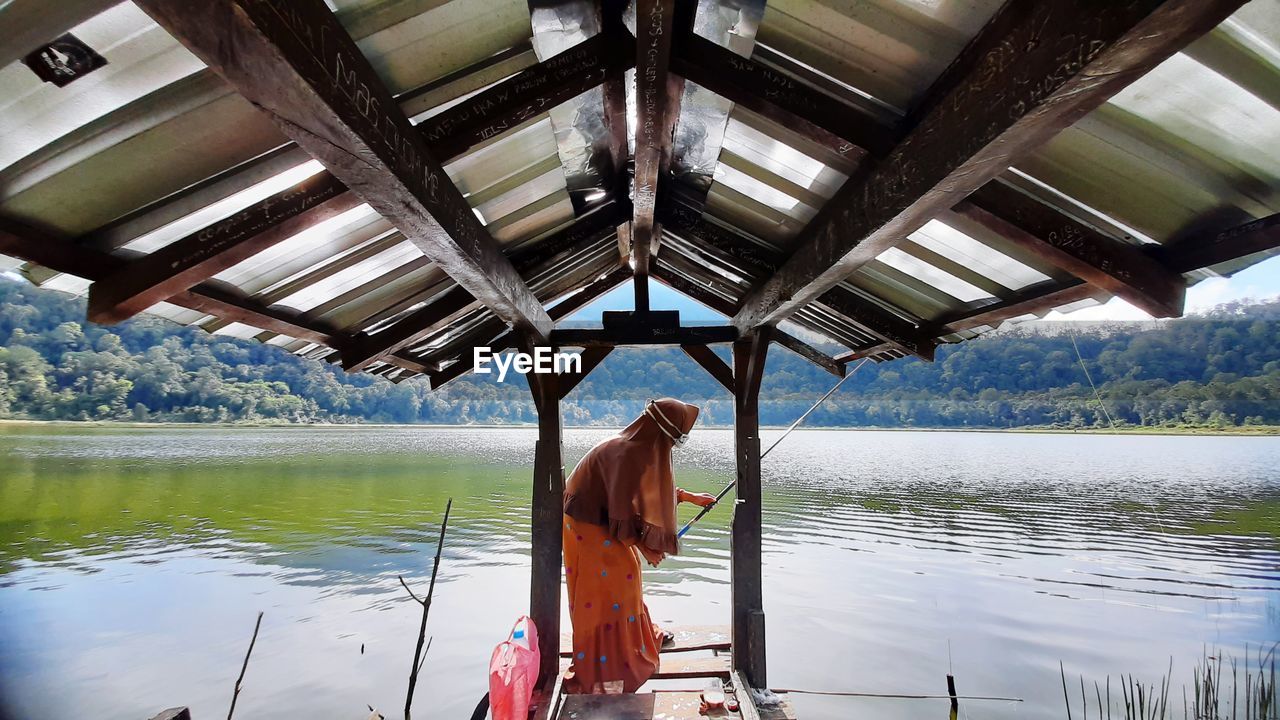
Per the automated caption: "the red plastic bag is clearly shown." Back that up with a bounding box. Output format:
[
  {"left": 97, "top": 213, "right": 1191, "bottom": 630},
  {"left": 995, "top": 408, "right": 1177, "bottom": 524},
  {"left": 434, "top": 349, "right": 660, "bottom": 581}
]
[{"left": 488, "top": 616, "right": 540, "bottom": 720}]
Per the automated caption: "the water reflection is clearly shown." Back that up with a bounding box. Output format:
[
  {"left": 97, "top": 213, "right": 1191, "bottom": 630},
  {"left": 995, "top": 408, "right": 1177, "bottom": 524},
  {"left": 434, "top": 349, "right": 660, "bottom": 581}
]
[{"left": 0, "top": 426, "right": 1276, "bottom": 719}]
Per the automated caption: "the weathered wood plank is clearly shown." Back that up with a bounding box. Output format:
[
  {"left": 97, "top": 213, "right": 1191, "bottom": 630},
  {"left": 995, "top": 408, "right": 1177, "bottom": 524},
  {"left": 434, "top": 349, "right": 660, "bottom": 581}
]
[
  {"left": 955, "top": 182, "right": 1185, "bottom": 317},
  {"left": 732, "top": 0, "right": 1245, "bottom": 332},
  {"left": 558, "top": 692, "right": 709, "bottom": 719},
  {"left": 87, "top": 172, "right": 359, "bottom": 324},
  {"left": 560, "top": 625, "right": 731, "bottom": 657},
  {"left": 559, "top": 654, "right": 731, "bottom": 681},
  {"left": 135, "top": 0, "right": 553, "bottom": 341}
]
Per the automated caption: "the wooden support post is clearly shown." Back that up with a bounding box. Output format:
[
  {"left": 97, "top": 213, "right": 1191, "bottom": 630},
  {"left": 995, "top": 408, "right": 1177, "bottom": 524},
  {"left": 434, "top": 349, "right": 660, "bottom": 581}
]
[
  {"left": 527, "top": 339, "right": 564, "bottom": 687},
  {"left": 731, "top": 331, "right": 769, "bottom": 688}
]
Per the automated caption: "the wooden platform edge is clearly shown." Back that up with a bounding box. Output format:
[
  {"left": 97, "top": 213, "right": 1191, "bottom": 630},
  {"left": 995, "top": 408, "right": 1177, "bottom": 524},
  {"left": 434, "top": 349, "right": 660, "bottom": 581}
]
[{"left": 560, "top": 624, "right": 731, "bottom": 656}]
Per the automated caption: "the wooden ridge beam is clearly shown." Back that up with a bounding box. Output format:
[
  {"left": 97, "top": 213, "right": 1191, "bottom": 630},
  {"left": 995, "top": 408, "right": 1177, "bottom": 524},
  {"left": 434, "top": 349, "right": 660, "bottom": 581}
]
[
  {"left": 557, "top": 346, "right": 613, "bottom": 399},
  {"left": 671, "top": 30, "right": 895, "bottom": 160},
  {"left": 681, "top": 344, "right": 734, "bottom": 392},
  {"left": 732, "top": 0, "right": 1245, "bottom": 333},
  {"left": 630, "top": 0, "right": 680, "bottom": 290},
  {"left": 600, "top": 0, "right": 634, "bottom": 207},
  {"left": 955, "top": 182, "right": 1185, "bottom": 318},
  {"left": 135, "top": 0, "right": 553, "bottom": 342},
  {"left": 87, "top": 172, "right": 360, "bottom": 324},
  {"left": 0, "top": 216, "right": 345, "bottom": 346},
  {"left": 418, "top": 30, "right": 632, "bottom": 161}
]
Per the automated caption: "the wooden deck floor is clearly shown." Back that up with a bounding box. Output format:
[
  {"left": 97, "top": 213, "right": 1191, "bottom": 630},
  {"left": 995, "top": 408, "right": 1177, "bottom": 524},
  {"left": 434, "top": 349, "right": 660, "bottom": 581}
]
[{"left": 536, "top": 625, "right": 797, "bottom": 720}]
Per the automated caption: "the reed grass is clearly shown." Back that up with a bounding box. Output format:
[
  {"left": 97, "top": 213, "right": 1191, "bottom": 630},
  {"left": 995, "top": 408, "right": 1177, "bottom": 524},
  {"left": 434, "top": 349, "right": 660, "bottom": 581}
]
[{"left": 1062, "top": 646, "right": 1278, "bottom": 720}]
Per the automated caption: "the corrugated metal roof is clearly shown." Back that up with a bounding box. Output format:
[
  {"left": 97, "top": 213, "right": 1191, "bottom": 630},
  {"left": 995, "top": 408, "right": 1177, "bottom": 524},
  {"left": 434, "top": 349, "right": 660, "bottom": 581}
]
[{"left": 0, "top": 0, "right": 1276, "bottom": 382}]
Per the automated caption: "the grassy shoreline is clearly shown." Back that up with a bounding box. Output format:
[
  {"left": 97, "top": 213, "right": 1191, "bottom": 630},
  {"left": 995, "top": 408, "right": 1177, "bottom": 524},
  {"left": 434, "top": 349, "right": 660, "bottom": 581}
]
[{"left": 2, "top": 418, "right": 1277, "bottom": 436}]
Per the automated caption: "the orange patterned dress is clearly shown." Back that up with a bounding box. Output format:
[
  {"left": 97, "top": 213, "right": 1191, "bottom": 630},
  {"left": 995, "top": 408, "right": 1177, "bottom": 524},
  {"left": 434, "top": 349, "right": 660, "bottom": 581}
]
[{"left": 562, "top": 515, "right": 664, "bottom": 693}]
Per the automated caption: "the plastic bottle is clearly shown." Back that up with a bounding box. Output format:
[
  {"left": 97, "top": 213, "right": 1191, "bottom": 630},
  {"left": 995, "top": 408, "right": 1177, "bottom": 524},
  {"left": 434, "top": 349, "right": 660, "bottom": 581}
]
[
  {"left": 702, "top": 678, "right": 725, "bottom": 708},
  {"left": 512, "top": 618, "right": 531, "bottom": 651}
]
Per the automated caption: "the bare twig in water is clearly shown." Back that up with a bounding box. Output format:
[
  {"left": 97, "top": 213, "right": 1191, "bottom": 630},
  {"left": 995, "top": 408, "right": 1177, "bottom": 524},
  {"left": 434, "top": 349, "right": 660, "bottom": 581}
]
[
  {"left": 227, "top": 611, "right": 263, "bottom": 720},
  {"left": 403, "top": 498, "right": 452, "bottom": 720}
]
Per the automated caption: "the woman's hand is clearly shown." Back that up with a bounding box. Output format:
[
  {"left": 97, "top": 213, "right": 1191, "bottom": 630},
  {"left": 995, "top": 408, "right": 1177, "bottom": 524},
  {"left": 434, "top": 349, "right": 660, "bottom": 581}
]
[{"left": 679, "top": 490, "right": 717, "bottom": 508}]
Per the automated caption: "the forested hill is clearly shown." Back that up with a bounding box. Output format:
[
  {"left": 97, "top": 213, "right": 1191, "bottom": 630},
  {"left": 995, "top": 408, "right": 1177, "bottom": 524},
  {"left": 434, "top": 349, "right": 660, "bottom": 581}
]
[{"left": 1, "top": 277, "right": 1277, "bottom": 429}]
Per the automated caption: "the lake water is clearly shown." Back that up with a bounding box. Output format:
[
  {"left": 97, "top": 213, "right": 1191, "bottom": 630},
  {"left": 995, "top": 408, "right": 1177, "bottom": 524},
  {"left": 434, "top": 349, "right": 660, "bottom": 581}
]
[{"left": 0, "top": 425, "right": 1276, "bottom": 720}]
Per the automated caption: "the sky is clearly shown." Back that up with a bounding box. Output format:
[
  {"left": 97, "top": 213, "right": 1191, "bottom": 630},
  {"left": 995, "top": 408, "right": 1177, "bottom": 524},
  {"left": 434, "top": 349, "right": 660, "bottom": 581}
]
[{"left": 566, "top": 253, "right": 1280, "bottom": 325}]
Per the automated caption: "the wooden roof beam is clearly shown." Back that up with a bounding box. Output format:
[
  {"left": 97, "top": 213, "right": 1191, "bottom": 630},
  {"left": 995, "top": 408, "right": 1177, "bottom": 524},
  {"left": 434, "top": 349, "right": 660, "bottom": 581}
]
[
  {"left": 418, "top": 30, "right": 631, "bottom": 161},
  {"left": 86, "top": 172, "right": 361, "bottom": 324},
  {"left": 630, "top": 0, "right": 681, "bottom": 300},
  {"left": 135, "top": 0, "right": 553, "bottom": 342},
  {"left": 1157, "top": 213, "right": 1280, "bottom": 273},
  {"left": 0, "top": 216, "right": 346, "bottom": 347},
  {"left": 670, "top": 30, "right": 895, "bottom": 160},
  {"left": 953, "top": 182, "right": 1186, "bottom": 318},
  {"left": 731, "top": 0, "right": 1245, "bottom": 333}
]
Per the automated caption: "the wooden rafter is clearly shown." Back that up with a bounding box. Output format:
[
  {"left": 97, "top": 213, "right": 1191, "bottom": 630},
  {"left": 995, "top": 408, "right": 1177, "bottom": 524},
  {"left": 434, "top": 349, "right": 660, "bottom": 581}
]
[
  {"left": 731, "top": 0, "right": 1246, "bottom": 333},
  {"left": 135, "top": 0, "right": 553, "bottom": 342},
  {"left": 87, "top": 172, "right": 361, "bottom": 324},
  {"left": 418, "top": 31, "right": 630, "bottom": 161},
  {"left": 630, "top": 0, "right": 680, "bottom": 301},
  {"left": 1157, "top": 213, "right": 1280, "bottom": 273},
  {"left": 660, "top": 207, "right": 937, "bottom": 359},
  {"left": 670, "top": 30, "right": 895, "bottom": 160},
  {"left": 954, "top": 182, "right": 1185, "bottom": 318},
  {"left": 0, "top": 216, "right": 344, "bottom": 347},
  {"left": 340, "top": 204, "right": 626, "bottom": 371},
  {"left": 938, "top": 280, "right": 1098, "bottom": 334}
]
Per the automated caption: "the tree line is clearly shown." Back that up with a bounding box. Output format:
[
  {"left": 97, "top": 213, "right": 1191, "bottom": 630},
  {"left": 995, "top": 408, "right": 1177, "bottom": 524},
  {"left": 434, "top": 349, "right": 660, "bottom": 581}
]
[{"left": 1, "top": 277, "right": 1277, "bottom": 429}]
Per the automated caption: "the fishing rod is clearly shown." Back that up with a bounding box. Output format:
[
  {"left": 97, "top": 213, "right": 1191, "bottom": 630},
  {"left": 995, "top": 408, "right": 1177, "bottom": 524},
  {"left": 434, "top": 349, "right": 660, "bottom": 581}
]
[{"left": 677, "top": 358, "right": 871, "bottom": 538}]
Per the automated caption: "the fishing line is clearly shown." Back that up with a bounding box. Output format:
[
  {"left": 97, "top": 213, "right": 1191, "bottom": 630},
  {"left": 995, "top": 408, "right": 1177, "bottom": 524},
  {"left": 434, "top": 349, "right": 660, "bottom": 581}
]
[
  {"left": 677, "top": 358, "right": 872, "bottom": 538},
  {"left": 1067, "top": 326, "right": 1168, "bottom": 537}
]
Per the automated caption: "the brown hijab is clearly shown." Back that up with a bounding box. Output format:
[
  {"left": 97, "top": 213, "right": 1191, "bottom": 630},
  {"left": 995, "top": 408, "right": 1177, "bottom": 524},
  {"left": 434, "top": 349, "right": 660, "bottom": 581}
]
[{"left": 563, "top": 398, "right": 700, "bottom": 558}]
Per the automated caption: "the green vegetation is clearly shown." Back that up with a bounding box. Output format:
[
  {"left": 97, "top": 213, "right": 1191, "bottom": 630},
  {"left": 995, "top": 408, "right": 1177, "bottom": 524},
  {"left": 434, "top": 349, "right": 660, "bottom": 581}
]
[{"left": 1, "top": 277, "right": 1278, "bottom": 429}]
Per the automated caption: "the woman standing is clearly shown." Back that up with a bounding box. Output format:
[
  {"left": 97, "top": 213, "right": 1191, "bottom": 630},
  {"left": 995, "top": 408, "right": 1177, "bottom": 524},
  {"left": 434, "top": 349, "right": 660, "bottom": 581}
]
[{"left": 560, "top": 398, "right": 715, "bottom": 693}]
